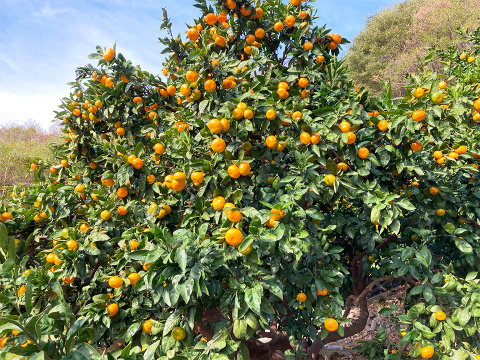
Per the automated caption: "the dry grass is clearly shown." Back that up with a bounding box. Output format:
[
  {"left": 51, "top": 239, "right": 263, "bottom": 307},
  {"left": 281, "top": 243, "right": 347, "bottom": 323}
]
[{"left": 0, "top": 121, "right": 61, "bottom": 194}]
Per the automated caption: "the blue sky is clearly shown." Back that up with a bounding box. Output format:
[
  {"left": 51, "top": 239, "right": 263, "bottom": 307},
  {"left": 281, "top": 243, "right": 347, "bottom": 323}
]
[{"left": 0, "top": 0, "right": 397, "bottom": 131}]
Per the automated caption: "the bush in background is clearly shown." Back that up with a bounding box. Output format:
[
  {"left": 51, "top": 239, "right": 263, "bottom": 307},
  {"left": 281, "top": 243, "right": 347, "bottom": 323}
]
[
  {"left": 345, "top": 0, "right": 480, "bottom": 95},
  {"left": 0, "top": 121, "right": 60, "bottom": 194}
]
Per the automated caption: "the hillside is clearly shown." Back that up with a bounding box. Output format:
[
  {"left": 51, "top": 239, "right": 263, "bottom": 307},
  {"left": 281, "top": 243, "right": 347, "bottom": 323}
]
[{"left": 344, "top": 0, "right": 480, "bottom": 95}]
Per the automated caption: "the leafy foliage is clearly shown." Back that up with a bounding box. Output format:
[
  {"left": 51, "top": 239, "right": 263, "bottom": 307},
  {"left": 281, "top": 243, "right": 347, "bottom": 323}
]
[
  {"left": 345, "top": 0, "right": 480, "bottom": 95},
  {"left": 1, "top": 0, "right": 480, "bottom": 359}
]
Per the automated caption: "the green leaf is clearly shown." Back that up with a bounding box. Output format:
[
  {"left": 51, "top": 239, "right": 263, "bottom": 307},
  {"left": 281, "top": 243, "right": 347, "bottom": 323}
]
[
  {"left": 395, "top": 199, "right": 416, "bottom": 211},
  {"left": 454, "top": 238, "right": 473, "bottom": 254},
  {"left": 237, "top": 343, "right": 250, "bottom": 360},
  {"left": 415, "top": 247, "right": 432, "bottom": 268},
  {"left": 163, "top": 312, "right": 180, "bottom": 337},
  {"left": 66, "top": 318, "right": 91, "bottom": 350},
  {"left": 244, "top": 287, "right": 262, "bottom": 315},
  {"left": 458, "top": 308, "right": 471, "bottom": 326},
  {"left": 370, "top": 206, "right": 381, "bottom": 223},
  {"left": 144, "top": 340, "right": 160, "bottom": 360},
  {"left": 444, "top": 223, "right": 455, "bottom": 234},
  {"left": 125, "top": 322, "right": 140, "bottom": 342},
  {"left": 465, "top": 272, "right": 478, "bottom": 281},
  {"left": 233, "top": 319, "right": 248, "bottom": 339},
  {"left": 176, "top": 248, "right": 187, "bottom": 271},
  {"left": 0, "top": 223, "right": 7, "bottom": 260}
]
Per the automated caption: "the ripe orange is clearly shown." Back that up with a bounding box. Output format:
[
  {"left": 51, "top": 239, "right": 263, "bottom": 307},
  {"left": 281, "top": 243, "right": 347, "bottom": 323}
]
[
  {"left": 255, "top": 8, "right": 263, "bottom": 18},
  {"left": 243, "top": 109, "right": 254, "bottom": 119},
  {"left": 143, "top": 319, "right": 152, "bottom": 334},
  {"left": 117, "top": 206, "right": 128, "bottom": 215},
  {"left": 103, "top": 48, "right": 115, "bottom": 62},
  {"left": 266, "top": 109, "right": 277, "bottom": 120},
  {"left": 332, "top": 34, "right": 342, "bottom": 44},
  {"left": 327, "top": 42, "right": 337, "bottom": 50},
  {"left": 433, "top": 151, "right": 443, "bottom": 159},
  {"left": 186, "top": 70, "right": 198, "bottom": 83},
  {"left": 128, "top": 273, "right": 140, "bottom": 285},
  {"left": 30, "top": 163, "right": 38, "bottom": 170},
  {"left": 172, "top": 180, "right": 186, "bottom": 191},
  {"left": 116, "top": 127, "right": 125, "bottom": 136},
  {"left": 311, "top": 133, "right": 320, "bottom": 144},
  {"left": 227, "top": 209, "right": 242, "bottom": 223},
  {"left": 325, "top": 174, "right": 335, "bottom": 187},
  {"left": 117, "top": 187, "right": 128, "bottom": 198},
  {"left": 66, "top": 240, "right": 78, "bottom": 251},
  {"left": 317, "top": 288, "right": 328, "bottom": 296},
  {"left": 18, "top": 285, "right": 26, "bottom": 297},
  {"left": 300, "top": 132, "right": 311, "bottom": 145},
  {"left": 435, "top": 310, "right": 446, "bottom": 321},
  {"left": 204, "top": 79, "right": 216, "bottom": 92},
  {"left": 412, "top": 87, "right": 424, "bottom": 98},
  {"left": 274, "top": 22, "right": 284, "bottom": 32},
  {"left": 324, "top": 318, "right": 338, "bottom": 332},
  {"left": 265, "top": 135, "right": 277, "bottom": 149},
  {"left": 225, "top": 228, "right": 243, "bottom": 245},
  {"left": 226, "top": 0, "right": 236, "bottom": 9},
  {"left": 79, "top": 223, "right": 90, "bottom": 233},
  {"left": 228, "top": 165, "right": 241, "bottom": 179},
  {"left": 108, "top": 276, "right": 123, "bottom": 289},
  {"left": 298, "top": 78, "right": 309, "bottom": 88},
  {"left": 337, "top": 162, "right": 348, "bottom": 172},
  {"left": 439, "top": 81, "right": 447, "bottom": 89},
  {"left": 420, "top": 346, "right": 434, "bottom": 359},
  {"left": 255, "top": 28, "right": 265, "bottom": 39},
  {"left": 62, "top": 276, "right": 75, "bottom": 284},
  {"left": 107, "top": 303, "right": 119, "bottom": 317},
  {"left": 303, "top": 41, "right": 313, "bottom": 51},
  {"left": 277, "top": 88, "right": 289, "bottom": 99},
  {"left": 357, "top": 147, "right": 369, "bottom": 159},
  {"left": 208, "top": 119, "right": 223, "bottom": 134},
  {"left": 211, "top": 138, "right": 226, "bottom": 153},
  {"left": 412, "top": 110, "right": 426, "bottom": 122},
  {"left": 154, "top": 143, "right": 165, "bottom": 155},
  {"left": 285, "top": 15, "right": 295, "bottom": 27},
  {"left": 187, "top": 28, "right": 199, "bottom": 41},
  {"left": 212, "top": 196, "right": 226, "bottom": 210},
  {"left": 239, "top": 162, "right": 251, "bottom": 176},
  {"left": 132, "top": 158, "right": 143, "bottom": 169},
  {"left": 429, "top": 187, "right": 439, "bottom": 195},
  {"left": 410, "top": 142, "right": 422, "bottom": 151},
  {"left": 180, "top": 84, "right": 191, "bottom": 96},
  {"left": 191, "top": 171, "right": 204, "bottom": 184},
  {"left": 291, "top": 111, "right": 302, "bottom": 121},
  {"left": 1, "top": 212, "right": 13, "bottom": 222},
  {"left": 339, "top": 121, "right": 350, "bottom": 133},
  {"left": 296, "top": 292, "right": 307, "bottom": 302},
  {"left": 436, "top": 208, "right": 445, "bottom": 217},
  {"left": 204, "top": 13, "right": 218, "bottom": 25},
  {"left": 455, "top": 145, "right": 467, "bottom": 154},
  {"left": 377, "top": 120, "right": 388, "bottom": 131}
]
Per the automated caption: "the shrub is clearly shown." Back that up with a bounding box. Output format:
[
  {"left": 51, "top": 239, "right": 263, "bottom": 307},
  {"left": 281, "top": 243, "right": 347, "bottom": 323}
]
[
  {"left": 0, "top": 121, "right": 60, "bottom": 195},
  {"left": 1, "top": 1, "right": 480, "bottom": 359},
  {"left": 345, "top": 0, "right": 480, "bottom": 95}
]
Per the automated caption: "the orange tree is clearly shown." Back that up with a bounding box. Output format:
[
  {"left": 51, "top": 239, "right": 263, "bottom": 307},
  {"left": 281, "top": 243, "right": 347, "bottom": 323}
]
[{"left": 1, "top": 0, "right": 480, "bottom": 359}]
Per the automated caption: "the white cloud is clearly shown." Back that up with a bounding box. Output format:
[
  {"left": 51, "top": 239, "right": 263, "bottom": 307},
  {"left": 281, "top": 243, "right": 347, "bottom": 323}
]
[{"left": 0, "top": 91, "right": 61, "bottom": 129}]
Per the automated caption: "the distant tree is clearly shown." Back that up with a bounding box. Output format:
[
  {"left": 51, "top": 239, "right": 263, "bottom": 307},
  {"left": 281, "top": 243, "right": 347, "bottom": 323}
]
[{"left": 345, "top": 0, "right": 480, "bottom": 95}]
